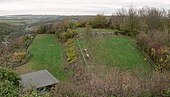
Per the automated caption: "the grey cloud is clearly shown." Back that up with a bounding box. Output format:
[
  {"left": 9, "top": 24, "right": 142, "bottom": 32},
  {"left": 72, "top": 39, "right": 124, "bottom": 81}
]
[
  {"left": 0, "top": 0, "right": 23, "bottom": 3},
  {"left": 0, "top": 0, "right": 170, "bottom": 16}
]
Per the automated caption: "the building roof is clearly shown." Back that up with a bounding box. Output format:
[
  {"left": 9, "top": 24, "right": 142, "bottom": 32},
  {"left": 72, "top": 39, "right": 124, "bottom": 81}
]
[{"left": 20, "top": 70, "right": 59, "bottom": 91}]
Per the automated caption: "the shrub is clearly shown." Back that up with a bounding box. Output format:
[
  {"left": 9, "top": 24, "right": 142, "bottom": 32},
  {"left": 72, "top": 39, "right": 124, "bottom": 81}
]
[
  {"left": 53, "top": 20, "right": 78, "bottom": 64},
  {"left": 57, "top": 27, "right": 78, "bottom": 43},
  {"left": 66, "top": 45, "right": 77, "bottom": 64},
  {"left": 65, "top": 39, "right": 74, "bottom": 46},
  {"left": 137, "top": 31, "right": 170, "bottom": 71},
  {"left": 0, "top": 68, "right": 20, "bottom": 97},
  {"left": 0, "top": 68, "right": 20, "bottom": 85},
  {"left": 88, "top": 14, "right": 108, "bottom": 28},
  {"left": 0, "top": 80, "right": 19, "bottom": 97},
  {"left": 65, "top": 39, "right": 77, "bottom": 64},
  {"left": 13, "top": 52, "right": 27, "bottom": 63}
]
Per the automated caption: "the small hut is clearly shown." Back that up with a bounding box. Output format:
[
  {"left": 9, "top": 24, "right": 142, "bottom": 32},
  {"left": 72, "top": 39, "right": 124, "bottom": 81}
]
[{"left": 20, "top": 70, "right": 59, "bottom": 92}]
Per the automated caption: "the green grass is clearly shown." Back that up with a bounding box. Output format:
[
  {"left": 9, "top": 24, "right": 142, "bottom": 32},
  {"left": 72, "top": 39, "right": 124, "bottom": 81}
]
[
  {"left": 27, "top": 34, "right": 66, "bottom": 80},
  {"left": 77, "top": 36, "right": 151, "bottom": 71}
]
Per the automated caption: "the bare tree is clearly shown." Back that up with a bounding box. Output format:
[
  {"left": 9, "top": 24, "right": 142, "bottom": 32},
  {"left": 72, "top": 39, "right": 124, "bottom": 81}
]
[{"left": 112, "top": 7, "right": 127, "bottom": 30}]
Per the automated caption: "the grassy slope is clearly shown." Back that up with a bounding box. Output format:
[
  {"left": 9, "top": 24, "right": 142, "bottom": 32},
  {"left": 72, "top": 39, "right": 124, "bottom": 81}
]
[
  {"left": 78, "top": 36, "right": 150, "bottom": 71},
  {"left": 28, "top": 34, "right": 66, "bottom": 80}
]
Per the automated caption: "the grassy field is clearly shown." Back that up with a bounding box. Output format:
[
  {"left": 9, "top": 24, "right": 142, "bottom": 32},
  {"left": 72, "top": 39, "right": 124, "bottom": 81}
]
[
  {"left": 77, "top": 36, "right": 151, "bottom": 71},
  {"left": 27, "top": 34, "right": 66, "bottom": 80},
  {"left": 0, "top": 19, "right": 25, "bottom": 26},
  {"left": 0, "top": 19, "right": 37, "bottom": 26}
]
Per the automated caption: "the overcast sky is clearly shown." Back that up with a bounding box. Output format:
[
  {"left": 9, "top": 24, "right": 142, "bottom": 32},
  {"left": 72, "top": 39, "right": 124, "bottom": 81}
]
[{"left": 0, "top": 0, "right": 170, "bottom": 16}]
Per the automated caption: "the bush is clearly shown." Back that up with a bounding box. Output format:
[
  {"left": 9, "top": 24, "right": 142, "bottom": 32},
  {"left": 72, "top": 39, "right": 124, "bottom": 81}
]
[
  {"left": 88, "top": 14, "right": 108, "bottom": 28},
  {"left": 13, "top": 52, "right": 27, "bottom": 63},
  {"left": 66, "top": 45, "right": 77, "bottom": 64},
  {"left": 137, "top": 31, "right": 170, "bottom": 71},
  {"left": 65, "top": 39, "right": 77, "bottom": 64},
  {"left": 0, "top": 68, "right": 20, "bottom": 97},
  {"left": 53, "top": 20, "right": 78, "bottom": 64},
  {"left": 56, "top": 22, "right": 78, "bottom": 43},
  {"left": 0, "top": 68, "right": 20, "bottom": 85},
  {"left": 0, "top": 80, "right": 19, "bottom": 97}
]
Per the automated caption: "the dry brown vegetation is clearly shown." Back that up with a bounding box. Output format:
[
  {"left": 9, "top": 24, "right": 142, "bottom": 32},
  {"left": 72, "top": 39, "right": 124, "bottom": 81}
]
[{"left": 55, "top": 59, "right": 170, "bottom": 97}]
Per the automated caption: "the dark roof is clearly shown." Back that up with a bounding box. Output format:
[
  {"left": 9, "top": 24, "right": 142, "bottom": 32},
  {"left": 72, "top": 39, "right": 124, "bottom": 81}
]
[{"left": 20, "top": 70, "right": 59, "bottom": 91}]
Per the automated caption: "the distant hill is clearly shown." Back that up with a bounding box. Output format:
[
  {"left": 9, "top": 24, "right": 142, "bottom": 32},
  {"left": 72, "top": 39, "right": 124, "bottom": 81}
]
[
  {"left": 0, "top": 23, "right": 16, "bottom": 35},
  {"left": 0, "top": 22, "right": 19, "bottom": 35}
]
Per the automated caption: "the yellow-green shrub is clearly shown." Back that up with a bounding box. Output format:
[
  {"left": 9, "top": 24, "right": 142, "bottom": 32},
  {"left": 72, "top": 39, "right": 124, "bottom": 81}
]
[{"left": 65, "top": 40, "right": 77, "bottom": 64}]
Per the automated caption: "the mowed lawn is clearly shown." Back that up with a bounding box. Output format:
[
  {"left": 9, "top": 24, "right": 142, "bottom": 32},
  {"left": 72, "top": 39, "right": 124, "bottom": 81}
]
[
  {"left": 78, "top": 36, "right": 151, "bottom": 71},
  {"left": 28, "top": 34, "right": 65, "bottom": 80}
]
